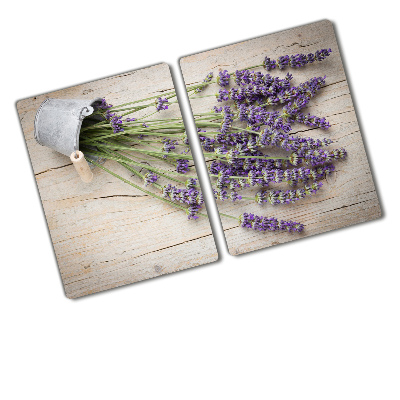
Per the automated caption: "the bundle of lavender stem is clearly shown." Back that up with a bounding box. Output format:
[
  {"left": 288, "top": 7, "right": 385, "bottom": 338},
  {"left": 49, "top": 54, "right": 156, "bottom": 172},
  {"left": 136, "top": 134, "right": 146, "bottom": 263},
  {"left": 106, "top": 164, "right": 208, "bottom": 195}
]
[{"left": 79, "top": 48, "right": 346, "bottom": 234}]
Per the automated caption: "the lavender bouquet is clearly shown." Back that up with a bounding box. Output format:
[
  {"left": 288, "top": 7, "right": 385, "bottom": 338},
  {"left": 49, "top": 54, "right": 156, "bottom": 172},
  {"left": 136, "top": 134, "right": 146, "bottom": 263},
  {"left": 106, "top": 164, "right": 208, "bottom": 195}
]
[
  {"left": 79, "top": 48, "right": 345, "bottom": 235},
  {"left": 187, "top": 48, "right": 347, "bottom": 233}
]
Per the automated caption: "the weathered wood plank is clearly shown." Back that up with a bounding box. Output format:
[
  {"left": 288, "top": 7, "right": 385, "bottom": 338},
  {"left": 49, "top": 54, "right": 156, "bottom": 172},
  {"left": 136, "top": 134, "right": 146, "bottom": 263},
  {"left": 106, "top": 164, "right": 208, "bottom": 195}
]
[
  {"left": 180, "top": 20, "right": 381, "bottom": 255},
  {"left": 17, "top": 63, "right": 218, "bottom": 298}
]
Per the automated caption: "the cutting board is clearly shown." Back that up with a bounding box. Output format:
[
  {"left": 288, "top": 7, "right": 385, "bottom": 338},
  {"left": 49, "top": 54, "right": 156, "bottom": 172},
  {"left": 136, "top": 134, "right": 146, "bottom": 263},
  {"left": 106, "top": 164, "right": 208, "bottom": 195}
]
[
  {"left": 17, "top": 63, "right": 218, "bottom": 298},
  {"left": 180, "top": 20, "right": 381, "bottom": 255}
]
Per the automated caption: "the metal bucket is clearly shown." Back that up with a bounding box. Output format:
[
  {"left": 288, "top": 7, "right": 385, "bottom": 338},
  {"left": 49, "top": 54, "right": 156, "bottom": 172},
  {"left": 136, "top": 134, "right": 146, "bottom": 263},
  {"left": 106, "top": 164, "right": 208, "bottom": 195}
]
[{"left": 34, "top": 98, "right": 105, "bottom": 166}]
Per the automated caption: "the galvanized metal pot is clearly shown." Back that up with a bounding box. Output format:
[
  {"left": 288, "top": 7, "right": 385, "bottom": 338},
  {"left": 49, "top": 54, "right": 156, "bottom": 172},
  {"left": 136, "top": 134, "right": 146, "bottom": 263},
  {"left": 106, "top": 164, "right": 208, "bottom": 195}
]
[{"left": 34, "top": 98, "right": 105, "bottom": 165}]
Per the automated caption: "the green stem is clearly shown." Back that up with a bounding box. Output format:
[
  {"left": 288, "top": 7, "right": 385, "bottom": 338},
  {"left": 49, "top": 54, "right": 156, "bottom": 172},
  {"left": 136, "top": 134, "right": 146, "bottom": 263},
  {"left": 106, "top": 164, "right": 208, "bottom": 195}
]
[
  {"left": 84, "top": 140, "right": 193, "bottom": 159},
  {"left": 219, "top": 212, "right": 239, "bottom": 220},
  {"left": 82, "top": 149, "right": 193, "bottom": 177},
  {"left": 116, "top": 150, "right": 195, "bottom": 185},
  {"left": 88, "top": 159, "right": 206, "bottom": 217}
]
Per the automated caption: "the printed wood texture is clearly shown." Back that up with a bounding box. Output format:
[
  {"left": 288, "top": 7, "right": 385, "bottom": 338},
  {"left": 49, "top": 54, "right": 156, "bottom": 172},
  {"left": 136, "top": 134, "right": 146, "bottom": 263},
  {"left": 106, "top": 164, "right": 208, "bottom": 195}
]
[
  {"left": 180, "top": 20, "right": 381, "bottom": 255},
  {"left": 17, "top": 63, "right": 218, "bottom": 298}
]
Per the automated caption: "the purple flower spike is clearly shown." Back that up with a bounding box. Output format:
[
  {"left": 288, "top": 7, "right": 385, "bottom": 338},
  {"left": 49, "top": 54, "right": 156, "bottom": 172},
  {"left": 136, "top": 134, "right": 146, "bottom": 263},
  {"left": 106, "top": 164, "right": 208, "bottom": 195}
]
[
  {"left": 258, "top": 181, "right": 323, "bottom": 205},
  {"left": 298, "top": 148, "right": 347, "bottom": 166},
  {"left": 230, "top": 191, "right": 242, "bottom": 202},
  {"left": 105, "top": 110, "right": 124, "bottom": 133},
  {"left": 195, "top": 72, "right": 213, "bottom": 93},
  {"left": 186, "top": 205, "right": 201, "bottom": 220},
  {"left": 98, "top": 98, "right": 113, "bottom": 110},
  {"left": 239, "top": 213, "right": 304, "bottom": 233},
  {"left": 162, "top": 184, "right": 204, "bottom": 206},
  {"left": 162, "top": 184, "right": 204, "bottom": 220},
  {"left": 185, "top": 178, "right": 198, "bottom": 189},
  {"left": 216, "top": 89, "right": 230, "bottom": 102},
  {"left": 213, "top": 188, "right": 228, "bottom": 200},
  {"left": 162, "top": 138, "right": 177, "bottom": 153},
  {"left": 217, "top": 70, "right": 231, "bottom": 87},
  {"left": 219, "top": 106, "right": 234, "bottom": 134},
  {"left": 263, "top": 49, "right": 332, "bottom": 71},
  {"left": 176, "top": 159, "right": 189, "bottom": 174},
  {"left": 155, "top": 97, "right": 169, "bottom": 111},
  {"left": 144, "top": 172, "right": 158, "bottom": 187}
]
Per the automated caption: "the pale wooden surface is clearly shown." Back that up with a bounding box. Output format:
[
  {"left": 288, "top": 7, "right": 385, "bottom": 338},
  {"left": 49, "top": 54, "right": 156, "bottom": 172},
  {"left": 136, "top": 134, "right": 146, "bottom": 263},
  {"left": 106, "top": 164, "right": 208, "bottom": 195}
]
[
  {"left": 17, "top": 63, "right": 218, "bottom": 298},
  {"left": 180, "top": 20, "right": 381, "bottom": 255}
]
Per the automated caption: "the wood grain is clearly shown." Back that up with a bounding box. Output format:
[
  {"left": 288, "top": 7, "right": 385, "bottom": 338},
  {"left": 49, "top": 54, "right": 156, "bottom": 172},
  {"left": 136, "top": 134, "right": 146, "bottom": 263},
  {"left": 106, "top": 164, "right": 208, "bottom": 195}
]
[
  {"left": 180, "top": 20, "right": 381, "bottom": 255},
  {"left": 17, "top": 63, "right": 218, "bottom": 298}
]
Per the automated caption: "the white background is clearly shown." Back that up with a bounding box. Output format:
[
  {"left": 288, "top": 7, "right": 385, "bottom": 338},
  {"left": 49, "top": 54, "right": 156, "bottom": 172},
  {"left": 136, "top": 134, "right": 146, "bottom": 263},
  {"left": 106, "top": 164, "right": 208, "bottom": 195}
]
[{"left": 1, "top": 1, "right": 399, "bottom": 399}]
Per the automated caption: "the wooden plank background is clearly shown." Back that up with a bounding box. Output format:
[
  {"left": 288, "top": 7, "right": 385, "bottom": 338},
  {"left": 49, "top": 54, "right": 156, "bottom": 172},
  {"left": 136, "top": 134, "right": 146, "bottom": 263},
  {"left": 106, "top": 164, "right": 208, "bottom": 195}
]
[
  {"left": 17, "top": 63, "right": 218, "bottom": 298},
  {"left": 180, "top": 20, "right": 381, "bottom": 255}
]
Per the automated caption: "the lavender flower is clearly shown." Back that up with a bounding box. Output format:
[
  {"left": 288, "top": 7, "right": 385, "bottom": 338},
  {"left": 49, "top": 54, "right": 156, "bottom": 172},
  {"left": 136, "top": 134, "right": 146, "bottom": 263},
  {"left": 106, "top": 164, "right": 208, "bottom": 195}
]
[
  {"left": 162, "top": 184, "right": 203, "bottom": 205},
  {"left": 98, "top": 98, "right": 113, "bottom": 110},
  {"left": 200, "top": 137, "right": 215, "bottom": 152},
  {"left": 227, "top": 76, "right": 327, "bottom": 132},
  {"left": 216, "top": 89, "right": 230, "bottom": 102},
  {"left": 162, "top": 138, "right": 177, "bottom": 153},
  {"left": 257, "top": 181, "right": 323, "bottom": 205},
  {"left": 185, "top": 178, "right": 198, "bottom": 188},
  {"left": 213, "top": 189, "right": 242, "bottom": 202},
  {"left": 219, "top": 106, "right": 234, "bottom": 134},
  {"left": 144, "top": 172, "right": 158, "bottom": 186},
  {"left": 162, "top": 184, "right": 204, "bottom": 220},
  {"left": 233, "top": 70, "right": 293, "bottom": 88},
  {"left": 260, "top": 165, "right": 335, "bottom": 186},
  {"left": 186, "top": 204, "right": 201, "bottom": 220},
  {"left": 216, "top": 170, "right": 230, "bottom": 188},
  {"left": 233, "top": 69, "right": 252, "bottom": 86},
  {"left": 288, "top": 107, "right": 331, "bottom": 129},
  {"left": 217, "top": 70, "right": 231, "bottom": 87},
  {"left": 196, "top": 192, "right": 204, "bottom": 206},
  {"left": 263, "top": 49, "right": 332, "bottom": 71},
  {"left": 213, "top": 188, "right": 228, "bottom": 200},
  {"left": 298, "top": 148, "right": 347, "bottom": 166},
  {"left": 230, "top": 191, "right": 242, "bottom": 202},
  {"left": 176, "top": 159, "right": 189, "bottom": 174},
  {"left": 155, "top": 97, "right": 169, "bottom": 111},
  {"left": 195, "top": 72, "right": 214, "bottom": 93},
  {"left": 239, "top": 213, "right": 304, "bottom": 233},
  {"left": 105, "top": 110, "right": 124, "bottom": 133},
  {"left": 259, "top": 129, "right": 333, "bottom": 153},
  {"left": 221, "top": 74, "right": 298, "bottom": 106}
]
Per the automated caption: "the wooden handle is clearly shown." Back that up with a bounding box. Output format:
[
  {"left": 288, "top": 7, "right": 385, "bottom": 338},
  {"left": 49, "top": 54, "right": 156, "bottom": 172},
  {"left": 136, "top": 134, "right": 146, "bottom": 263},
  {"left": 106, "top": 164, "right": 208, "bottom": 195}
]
[{"left": 70, "top": 151, "right": 93, "bottom": 183}]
